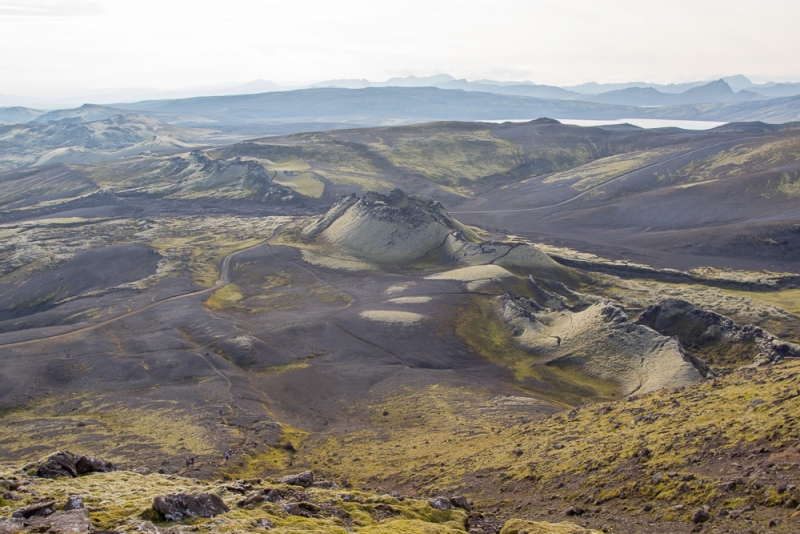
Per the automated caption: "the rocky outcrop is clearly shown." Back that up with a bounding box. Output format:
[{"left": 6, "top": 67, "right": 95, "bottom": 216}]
[
  {"left": 34, "top": 451, "right": 115, "bottom": 478},
  {"left": 444, "top": 236, "right": 563, "bottom": 273},
  {"left": 5, "top": 499, "right": 90, "bottom": 534},
  {"left": 500, "top": 519, "right": 602, "bottom": 533},
  {"left": 11, "top": 501, "right": 57, "bottom": 519},
  {"left": 304, "top": 189, "right": 477, "bottom": 264},
  {"left": 502, "top": 294, "right": 707, "bottom": 395},
  {"left": 279, "top": 470, "right": 314, "bottom": 487},
  {"left": 24, "top": 509, "right": 90, "bottom": 533},
  {"left": 152, "top": 493, "right": 229, "bottom": 521},
  {"left": 302, "top": 189, "right": 564, "bottom": 274},
  {"left": 0, "top": 518, "right": 25, "bottom": 534},
  {"left": 635, "top": 298, "right": 800, "bottom": 366},
  {"left": 238, "top": 488, "right": 282, "bottom": 507},
  {"left": 74, "top": 455, "right": 115, "bottom": 475}
]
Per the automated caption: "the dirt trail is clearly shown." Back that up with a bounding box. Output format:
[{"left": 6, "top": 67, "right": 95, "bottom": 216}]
[{"left": 0, "top": 225, "right": 288, "bottom": 349}]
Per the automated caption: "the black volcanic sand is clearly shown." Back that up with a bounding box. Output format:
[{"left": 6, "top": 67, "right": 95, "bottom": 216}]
[
  {"left": 0, "top": 238, "right": 562, "bottom": 473},
  {"left": 0, "top": 243, "right": 160, "bottom": 322},
  {"left": 451, "top": 133, "right": 800, "bottom": 273}
]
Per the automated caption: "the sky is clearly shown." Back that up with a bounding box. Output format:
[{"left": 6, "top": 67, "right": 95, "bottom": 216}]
[{"left": 1, "top": 0, "right": 799, "bottom": 98}]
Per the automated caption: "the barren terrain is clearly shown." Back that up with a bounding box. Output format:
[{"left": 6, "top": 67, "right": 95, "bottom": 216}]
[{"left": 1, "top": 119, "right": 799, "bottom": 533}]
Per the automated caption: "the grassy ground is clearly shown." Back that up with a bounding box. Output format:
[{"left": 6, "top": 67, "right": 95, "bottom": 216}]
[
  {"left": 0, "top": 463, "right": 599, "bottom": 533},
  {"left": 300, "top": 360, "right": 800, "bottom": 531},
  {"left": 0, "top": 396, "right": 216, "bottom": 467}
]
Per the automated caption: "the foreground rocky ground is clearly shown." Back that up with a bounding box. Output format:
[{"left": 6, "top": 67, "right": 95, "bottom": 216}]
[
  {"left": 0, "top": 460, "right": 599, "bottom": 533},
  {"left": 2, "top": 359, "right": 799, "bottom": 533}
]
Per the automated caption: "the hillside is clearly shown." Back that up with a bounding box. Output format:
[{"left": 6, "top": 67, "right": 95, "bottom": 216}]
[
  {"left": 0, "top": 114, "right": 241, "bottom": 171},
  {"left": 642, "top": 95, "right": 800, "bottom": 123},
  {"left": 0, "top": 106, "right": 43, "bottom": 124},
  {"left": 0, "top": 119, "right": 799, "bottom": 533},
  {"left": 4, "top": 118, "right": 800, "bottom": 273}
]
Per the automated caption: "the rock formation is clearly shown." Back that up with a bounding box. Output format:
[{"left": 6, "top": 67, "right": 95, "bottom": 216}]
[
  {"left": 33, "top": 451, "right": 115, "bottom": 479},
  {"left": 635, "top": 298, "right": 800, "bottom": 367},
  {"left": 303, "top": 189, "right": 564, "bottom": 273},
  {"left": 501, "top": 294, "right": 707, "bottom": 395},
  {"left": 152, "top": 493, "right": 229, "bottom": 521}
]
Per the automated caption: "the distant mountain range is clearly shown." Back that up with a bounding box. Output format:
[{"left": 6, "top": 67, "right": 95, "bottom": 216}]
[
  {"left": 2, "top": 79, "right": 800, "bottom": 136},
  {"left": 3, "top": 74, "right": 800, "bottom": 110}
]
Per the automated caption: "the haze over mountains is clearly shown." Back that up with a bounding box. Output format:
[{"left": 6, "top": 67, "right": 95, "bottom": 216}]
[
  {"left": 2, "top": 76, "right": 800, "bottom": 151},
  {"left": 4, "top": 73, "right": 800, "bottom": 109}
]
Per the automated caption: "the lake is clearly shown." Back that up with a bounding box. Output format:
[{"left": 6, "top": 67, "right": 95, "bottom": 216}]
[{"left": 479, "top": 118, "right": 727, "bottom": 130}]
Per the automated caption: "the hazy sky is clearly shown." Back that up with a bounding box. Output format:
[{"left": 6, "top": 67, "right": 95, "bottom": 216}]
[{"left": 2, "top": 0, "right": 799, "bottom": 96}]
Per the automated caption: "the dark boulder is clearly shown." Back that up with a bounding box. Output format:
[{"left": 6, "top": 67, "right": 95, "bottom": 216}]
[
  {"left": 237, "top": 488, "right": 282, "bottom": 507},
  {"left": 279, "top": 470, "right": 314, "bottom": 487},
  {"left": 12, "top": 500, "right": 57, "bottom": 519},
  {"left": 428, "top": 497, "right": 452, "bottom": 510},
  {"left": 153, "top": 493, "right": 229, "bottom": 521},
  {"left": 281, "top": 502, "right": 320, "bottom": 517},
  {"left": 35, "top": 451, "right": 115, "bottom": 478},
  {"left": 0, "top": 479, "right": 20, "bottom": 491},
  {"left": 75, "top": 455, "right": 115, "bottom": 474},
  {"left": 449, "top": 495, "right": 473, "bottom": 511},
  {"left": 692, "top": 509, "right": 711, "bottom": 523},
  {"left": 37, "top": 451, "right": 78, "bottom": 478}
]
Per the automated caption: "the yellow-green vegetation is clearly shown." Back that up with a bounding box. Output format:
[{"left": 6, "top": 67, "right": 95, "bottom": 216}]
[
  {"left": 205, "top": 283, "right": 245, "bottom": 310},
  {"left": 501, "top": 520, "right": 601, "bottom": 534},
  {"left": 772, "top": 171, "right": 800, "bottom": 199},
  {"left": 723, "top": 287, "right": 800, "bottom": 317},
  {"left": 371, "top": 130, "right": 522, "bottom": 186},
  {"left": 0, "top": 396, "right": 215, "bottom": 466},
  {"left": 315, "top": 170, "right": 396, "bottom": 193},
  {"left": 222, "top": 423, "right": 309, "bottom": 480},
  {"left": 204, "top": 124, "right": 632, "bottom": 199},
  {"left": 455, "top": 296, "right": 620, "bottom": 405},
  {"left": 0, "top": 468, "right": 464, "bottom": 533},
  {"left": 663, "top": 136, "right": 800, "bottom": 191},
  {"left": 272, "top": 170, "right": 326, "bottom": 198},
  {"left": 542, "top": 146, "right": 687, "bottom": 192},
  {"left": 304, "top": 360, "right": 800, "bottom": 510},
  {"left": 0, "top": 458, "right": 599, "bottom": 533}
]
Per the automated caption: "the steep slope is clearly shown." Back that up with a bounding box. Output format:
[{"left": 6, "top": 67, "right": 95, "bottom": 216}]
[
  {"left": 501, "top": 294, "right": 707, "bottom": 395},
  {"left": 302, "top": 189, "right": 480, "bottom": 264},
  {"left": 302, "top": 189, "right": 564, "bottom": 274}
]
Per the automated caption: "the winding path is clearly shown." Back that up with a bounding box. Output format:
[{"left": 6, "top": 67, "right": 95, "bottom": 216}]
[{"left": 0, "top": 224, "right": 287, "bottom": 349}]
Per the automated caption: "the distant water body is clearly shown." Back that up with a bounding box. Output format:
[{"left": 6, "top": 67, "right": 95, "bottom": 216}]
[{"left": 480, "top": 118, "right": 727, "bottom": 130}]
